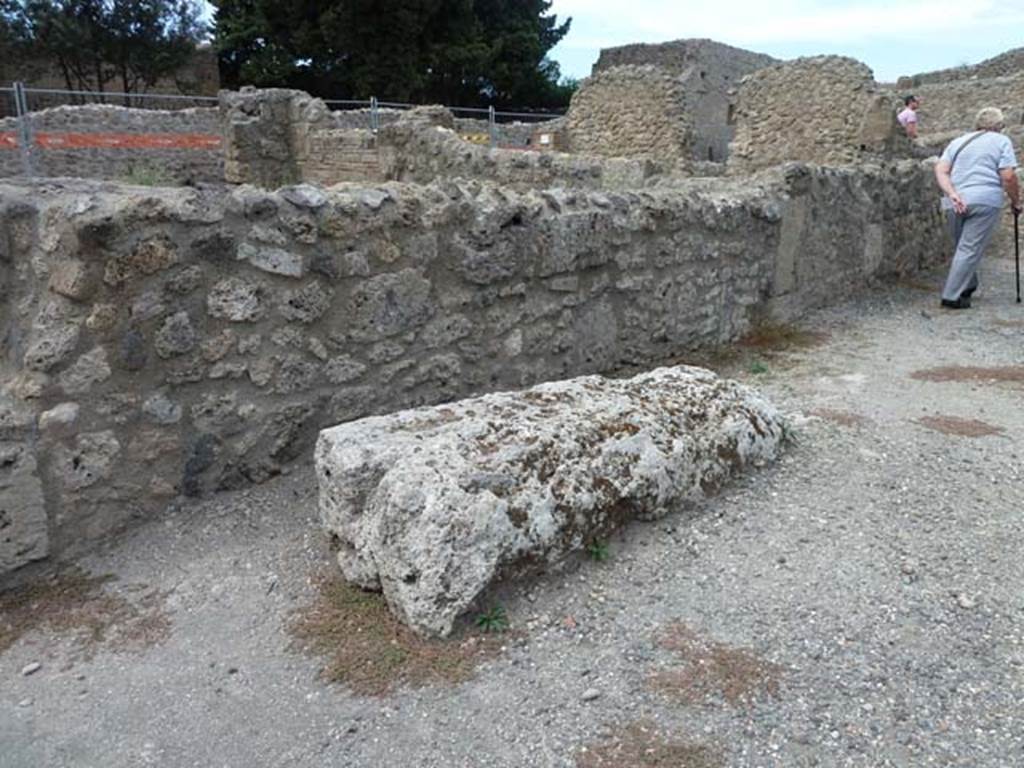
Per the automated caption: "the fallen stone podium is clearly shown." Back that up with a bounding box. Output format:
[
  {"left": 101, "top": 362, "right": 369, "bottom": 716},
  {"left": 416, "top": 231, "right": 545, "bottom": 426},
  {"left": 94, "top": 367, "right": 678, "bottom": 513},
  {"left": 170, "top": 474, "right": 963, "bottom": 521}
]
[{"left": 315, "top": 366, "right": 786, "bottom": 637}]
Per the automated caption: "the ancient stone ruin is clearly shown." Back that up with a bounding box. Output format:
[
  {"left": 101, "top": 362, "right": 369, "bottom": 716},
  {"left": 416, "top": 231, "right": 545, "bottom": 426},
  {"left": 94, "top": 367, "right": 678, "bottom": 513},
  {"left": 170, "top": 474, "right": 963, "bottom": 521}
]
[
  {"left": 316, "top": 367, "right": 785, "bottom": 637},
  {"left": 2, "top": 37, "right": 1021, "bottom": 631}
]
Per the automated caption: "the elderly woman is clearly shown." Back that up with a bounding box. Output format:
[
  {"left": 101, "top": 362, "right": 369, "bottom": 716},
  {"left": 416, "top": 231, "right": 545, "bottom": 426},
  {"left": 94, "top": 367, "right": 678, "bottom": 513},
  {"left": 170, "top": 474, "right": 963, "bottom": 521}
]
[{"left": 934, "top": 107, "right": 1022, "bottom": 309}]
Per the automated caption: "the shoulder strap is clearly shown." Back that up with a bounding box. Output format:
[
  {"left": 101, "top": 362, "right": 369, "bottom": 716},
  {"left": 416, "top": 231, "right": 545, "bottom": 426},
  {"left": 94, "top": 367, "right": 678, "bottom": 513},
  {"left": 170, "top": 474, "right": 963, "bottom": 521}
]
[{"left": 950, "top": 131, "right": 986, "bottom": 170}]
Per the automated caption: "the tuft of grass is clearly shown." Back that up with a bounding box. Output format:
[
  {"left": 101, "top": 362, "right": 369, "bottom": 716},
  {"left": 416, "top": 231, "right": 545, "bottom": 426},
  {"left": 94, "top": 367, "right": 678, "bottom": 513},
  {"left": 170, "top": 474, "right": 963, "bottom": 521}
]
[
  {"left": 288, "top": 572, "right": 503, "bottom": 696},
  {"left": 648, "top": 621, "right": 782, "bottom": 706},
  {"left": 0, "top": 568, "right": 171, "bottom": 660},
  {"left": 748, "top": 359, "right": 769, "bottom": 375},
  {"left": 587, "top": 540, "right": 611, "bottom": 562},
  {"left": 474, "top": 605, "right": 509, "bottom": 634},
  {"left": 121, "top": 163, "right": 174, "bottom": 187},
  {"left": 577, "top": 721, "right": 722, "bottom": 768}
]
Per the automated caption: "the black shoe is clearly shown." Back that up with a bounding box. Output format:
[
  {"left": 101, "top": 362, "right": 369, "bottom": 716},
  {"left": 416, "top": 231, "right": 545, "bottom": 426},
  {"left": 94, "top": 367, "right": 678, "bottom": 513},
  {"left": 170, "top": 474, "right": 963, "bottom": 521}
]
[
  {"left": 940, "top": 296, "right": 972, "bottom": 309},
  {"left": 961, "top": 287, "right": 976, "bottom": 299}
]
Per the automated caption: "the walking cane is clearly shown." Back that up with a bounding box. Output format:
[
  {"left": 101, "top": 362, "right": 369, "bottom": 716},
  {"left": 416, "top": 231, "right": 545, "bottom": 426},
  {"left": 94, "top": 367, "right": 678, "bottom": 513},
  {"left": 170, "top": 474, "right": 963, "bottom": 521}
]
[{"left": 1016, "top": 210, "right": 1021, "bottom": 304}]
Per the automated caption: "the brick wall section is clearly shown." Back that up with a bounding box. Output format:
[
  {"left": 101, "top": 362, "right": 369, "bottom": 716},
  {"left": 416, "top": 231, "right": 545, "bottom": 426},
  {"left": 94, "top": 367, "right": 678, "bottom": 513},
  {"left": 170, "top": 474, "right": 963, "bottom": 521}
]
[
  {"left": 728, "top": 56, "right": 912, "bottom": 173},
  {"left": 0, "top": 104, "right": 222, "bottom": 183},
  {"left": 565, "top": 65, "right": 693, "bottom": 170},
  {"left": 0, "top": 161, "right": 947, "bottom": 573}
]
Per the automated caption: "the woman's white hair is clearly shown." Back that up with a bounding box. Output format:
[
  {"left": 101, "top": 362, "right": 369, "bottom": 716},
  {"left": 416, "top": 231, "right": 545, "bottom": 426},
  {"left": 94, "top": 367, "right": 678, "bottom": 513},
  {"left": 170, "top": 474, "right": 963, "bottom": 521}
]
[{"left": 975, "top": 107, "right": 1006, "bottom": 131}]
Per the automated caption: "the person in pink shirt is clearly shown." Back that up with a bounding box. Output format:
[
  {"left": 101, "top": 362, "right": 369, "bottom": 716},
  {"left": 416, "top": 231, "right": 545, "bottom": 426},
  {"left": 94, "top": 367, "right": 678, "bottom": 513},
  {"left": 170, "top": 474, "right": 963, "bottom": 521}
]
[{"left": 898, "top": 95, "right": 920, "bottom": 139}]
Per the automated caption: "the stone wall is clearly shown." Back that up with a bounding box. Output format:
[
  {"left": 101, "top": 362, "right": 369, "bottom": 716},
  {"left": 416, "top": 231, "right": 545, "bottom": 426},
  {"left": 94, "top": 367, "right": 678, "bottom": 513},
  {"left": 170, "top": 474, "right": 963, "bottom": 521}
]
[
  {"left": 220, "top": 88, "right": 677, "bottom": 190},
  {"left": 565, "top": 66, "right": 692, "bottom": 170},
  {"left": 376, "top": 112, "right": 670, "bottom": 190},
  {"left": 899, "top": 47, "right": 1024, "bottom": 88},
  {"left": 0, "top": 160, "right": 947, "bottom": 574},
  {"left": 911, "top": 74, "right": 1024, "bottom": 136},
  {"left": 0, "top": 104, "right": 223, "bottom": 183},
  {"left": 728, "top": 56, "right": 910, "bottom": 173},
  {"left": 593, "top": 38, "right": 777, "bottom": 163}
]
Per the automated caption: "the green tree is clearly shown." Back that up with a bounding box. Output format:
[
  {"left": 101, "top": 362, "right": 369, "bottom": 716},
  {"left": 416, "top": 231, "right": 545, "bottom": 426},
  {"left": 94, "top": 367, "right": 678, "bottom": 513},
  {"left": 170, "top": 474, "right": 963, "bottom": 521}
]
[
  {"left": 212, "top": 0, "right": 573, "bottom": 109},
  {"left": 7, "top": 0, "right": 205, "bottom": 98}
]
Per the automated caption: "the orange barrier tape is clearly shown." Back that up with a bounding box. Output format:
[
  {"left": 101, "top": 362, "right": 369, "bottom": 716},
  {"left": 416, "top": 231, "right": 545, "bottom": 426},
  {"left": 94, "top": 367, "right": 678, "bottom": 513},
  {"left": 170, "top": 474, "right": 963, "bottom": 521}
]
[{"left": 0, "top": 131, "right": 221, "bottom": 150}]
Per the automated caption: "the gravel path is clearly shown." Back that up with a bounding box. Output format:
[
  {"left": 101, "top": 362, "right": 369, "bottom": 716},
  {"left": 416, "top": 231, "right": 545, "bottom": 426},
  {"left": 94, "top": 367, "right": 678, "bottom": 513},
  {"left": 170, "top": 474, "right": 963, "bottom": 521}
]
[{"left": 3, "top": 255, "right": 1024, "bottom": 768}]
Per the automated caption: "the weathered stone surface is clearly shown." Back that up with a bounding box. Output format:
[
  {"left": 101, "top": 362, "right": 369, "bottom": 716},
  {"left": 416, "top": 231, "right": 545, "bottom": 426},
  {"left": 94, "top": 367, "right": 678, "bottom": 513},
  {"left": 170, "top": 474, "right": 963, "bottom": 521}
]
[
  {"left": 39, "top": 402, "right": 79, "bottom": 431},
  {"left": 48, "top": 259, "right": 93, "bottom": 301},
  {"left": 323, "top": 355, "right": 367, "bottom": 384},
  {"left": 207, "top": 277, "right": 264, "bottom": 322},
  {"left": 104, "top": 235, "right": 178, "bottom": 285},
  {"left": 315, "top": 366, "right": 786, "bottom": 637},
  {"left": 349, "top": 269, "right": 434, "bottom": 340},
  {"left": 0, "top": 442, "right": 47, "bottom": 574},
  {"left": 56, "top": 430, "right": 120, "bottom": 491},
  {"left": 279, "top": 282, "right": 333, "bottom": 324},
  {"left": 142, "top": 392, "right": 182, "bottom": 425},
  {"left": 155, "top": 311, "right": 199, "bottom": 359},
  {"left": 58, "top": 347, "right": 111, "bottom": 394},
  {"left": 24, "top": 302, "right": 81, "bottom": 372},
  {"left": 237, "top": 242, "right": 306, "bottom": 278}
]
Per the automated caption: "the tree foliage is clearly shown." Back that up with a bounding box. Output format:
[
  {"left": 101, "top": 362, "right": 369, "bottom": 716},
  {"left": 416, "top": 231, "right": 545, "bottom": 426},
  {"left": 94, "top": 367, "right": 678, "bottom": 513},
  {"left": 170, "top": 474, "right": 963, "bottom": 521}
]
[
  {"left": 212, "top": 0, "right": 575, "bottom": 109},
  {"left": 1, "top": 1, "right": 206, "bottom": 96}
]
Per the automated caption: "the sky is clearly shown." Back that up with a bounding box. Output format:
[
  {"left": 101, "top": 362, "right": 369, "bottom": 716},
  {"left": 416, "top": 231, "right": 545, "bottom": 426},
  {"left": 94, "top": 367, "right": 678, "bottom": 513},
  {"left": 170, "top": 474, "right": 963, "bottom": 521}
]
[{"left": 547, "top": 0, "right": 1024, "bottom": 83}]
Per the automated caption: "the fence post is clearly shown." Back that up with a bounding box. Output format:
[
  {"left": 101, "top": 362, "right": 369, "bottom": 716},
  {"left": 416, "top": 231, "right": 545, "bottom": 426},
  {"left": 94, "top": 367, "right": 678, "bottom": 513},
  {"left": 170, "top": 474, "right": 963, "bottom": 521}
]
[
  {"left": 13, "top": 81, "right": 35, "bottom": 177},
  {"left": 370, "top": 96, "right": 379, "bottom": 133},
  {"left": 488, "top": 105, "right": 496, "bottom": 148}
]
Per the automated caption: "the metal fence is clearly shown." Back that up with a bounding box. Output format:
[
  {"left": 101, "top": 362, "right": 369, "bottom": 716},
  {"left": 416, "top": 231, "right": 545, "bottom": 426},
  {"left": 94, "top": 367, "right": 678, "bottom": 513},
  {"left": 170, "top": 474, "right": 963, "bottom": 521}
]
[{"left": 1, "top": 81, "right": 566, "bottom": 180}]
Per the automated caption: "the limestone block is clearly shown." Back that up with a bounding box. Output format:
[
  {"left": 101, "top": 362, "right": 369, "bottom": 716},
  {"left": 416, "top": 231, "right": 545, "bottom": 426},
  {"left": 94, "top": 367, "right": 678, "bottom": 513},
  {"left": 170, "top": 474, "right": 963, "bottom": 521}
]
[
  {"left": 142, "top": 392, "right": 182, "bottom": 425},
  {"left": 207, "top": 278, "right": 265, "bottom": 322},
  {"left": 0, "top": 442, "right": 48, "bottom": 574},
  {"left": 56, "top": 430, "right": 120, "bottom": 491},
  {"left": 155, "top": 311, "right": 199, "bottom": 359},
  {"left": 348, "top": 269, "right": 435, "bottom": 340},
  {"left": 48, "top": 259, "right": 93, "bottom": 301},
  {"left": 24, "top": 300, "right": 82, "bottom": 372},
  {"left": 316, "top": 366, "right": 786, "bottom": 637},
  {"left": 58, "top": 347, "right": 111, "bottom": 394},
  {"left": 324, "top": 355, "right": 367, "bottom": 385},
  {"left": 39, "top": 402, "right": 80, "bottom": 432},
  {"left": 279, "top": 282, "right": 333, "bottom": 324},
  {"left": 237, "top": 242, "right": 306, "bottom": 278}
]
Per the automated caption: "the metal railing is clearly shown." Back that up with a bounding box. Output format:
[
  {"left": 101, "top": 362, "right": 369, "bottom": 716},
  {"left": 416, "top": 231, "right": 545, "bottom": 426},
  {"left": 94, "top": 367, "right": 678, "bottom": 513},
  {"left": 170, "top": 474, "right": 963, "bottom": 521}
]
[{"left": 321, "top": 96, "right": 564, "bottom": 147}]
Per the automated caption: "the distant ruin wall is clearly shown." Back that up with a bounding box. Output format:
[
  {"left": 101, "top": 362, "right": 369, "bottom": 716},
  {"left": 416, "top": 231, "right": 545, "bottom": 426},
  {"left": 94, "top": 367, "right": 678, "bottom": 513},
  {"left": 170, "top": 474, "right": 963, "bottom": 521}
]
[
  {"left": 729, "top": 56, "right": 910, "bottom": 173},
  {"left": 594, "top": 38, "right": 775, "bottom": 77},
  {"left": 911, "top": 74, "right": 1024, "bottom": 135},
  {"left": 220, "top": 88, "right": 674, "bottom": 190},
  {"left": 566, "top": 66, "right": 692, "bottom": 169},
  {"left": 0, "top": 104, "right": 223, "bottom": 183},
  {"left": 0, "top": 161, "right": 946, "bottom": 573},
  {"left": 899, "top": 47, "right": 1024, "bottom": 88}
]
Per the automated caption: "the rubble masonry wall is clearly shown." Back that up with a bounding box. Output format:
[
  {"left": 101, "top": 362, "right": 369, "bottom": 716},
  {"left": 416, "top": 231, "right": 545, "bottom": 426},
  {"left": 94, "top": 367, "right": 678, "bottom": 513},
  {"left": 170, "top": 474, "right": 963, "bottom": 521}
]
[
  {"left": 0, "top": 161, "right": 946, "bottom": 574},
  {"left": 728, "top": 56, "right": 910, "bottom": 173}
]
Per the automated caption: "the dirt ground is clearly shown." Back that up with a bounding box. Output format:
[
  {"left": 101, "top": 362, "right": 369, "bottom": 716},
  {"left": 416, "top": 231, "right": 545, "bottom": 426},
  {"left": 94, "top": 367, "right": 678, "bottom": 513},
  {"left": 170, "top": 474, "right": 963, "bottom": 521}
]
[{"left": 3, "top": 252, "right": 1024, "bottom": 768}]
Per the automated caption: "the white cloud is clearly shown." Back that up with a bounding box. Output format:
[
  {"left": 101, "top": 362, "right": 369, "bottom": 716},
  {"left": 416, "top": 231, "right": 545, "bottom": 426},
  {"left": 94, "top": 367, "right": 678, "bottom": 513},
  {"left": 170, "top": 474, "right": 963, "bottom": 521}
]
[{"left": 551, "top": 0, "right": 1024, "bottom": 48}]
